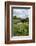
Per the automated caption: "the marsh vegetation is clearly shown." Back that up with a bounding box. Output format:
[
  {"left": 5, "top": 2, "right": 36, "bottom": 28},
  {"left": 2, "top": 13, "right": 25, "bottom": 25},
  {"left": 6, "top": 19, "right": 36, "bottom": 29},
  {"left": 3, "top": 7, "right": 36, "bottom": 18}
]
[{"left": 12, "top": 16, "right": 29, "bottom": 36}]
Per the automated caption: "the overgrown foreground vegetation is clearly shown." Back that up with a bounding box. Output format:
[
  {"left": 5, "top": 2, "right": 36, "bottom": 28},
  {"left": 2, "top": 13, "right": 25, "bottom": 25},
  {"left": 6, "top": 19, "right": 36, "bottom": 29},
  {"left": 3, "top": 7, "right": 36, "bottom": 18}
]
[{"left": 12, "top": 16, "right": 29, "bottom": 36}]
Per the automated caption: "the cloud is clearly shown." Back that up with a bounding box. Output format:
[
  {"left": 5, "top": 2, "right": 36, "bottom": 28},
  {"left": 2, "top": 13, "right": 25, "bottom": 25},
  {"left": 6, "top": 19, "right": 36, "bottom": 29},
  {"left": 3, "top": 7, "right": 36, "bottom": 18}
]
[{"left": 13, "top": 9, "right": 31, "bottom": 19}]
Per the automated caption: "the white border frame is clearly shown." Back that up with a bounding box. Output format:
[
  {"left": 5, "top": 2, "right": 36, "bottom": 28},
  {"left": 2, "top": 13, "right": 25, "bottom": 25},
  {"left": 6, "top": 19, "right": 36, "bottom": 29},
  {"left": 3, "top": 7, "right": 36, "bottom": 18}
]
[{"left": 10, "top": 5, "right": 32, "bottom": 40}]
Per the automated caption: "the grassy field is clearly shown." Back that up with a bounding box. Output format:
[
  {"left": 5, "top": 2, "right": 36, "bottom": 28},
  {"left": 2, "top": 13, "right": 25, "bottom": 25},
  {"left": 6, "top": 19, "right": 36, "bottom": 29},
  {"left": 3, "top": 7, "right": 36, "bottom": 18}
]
[{"left": 12, "top": 16, "right": 29, "bottom": 36}]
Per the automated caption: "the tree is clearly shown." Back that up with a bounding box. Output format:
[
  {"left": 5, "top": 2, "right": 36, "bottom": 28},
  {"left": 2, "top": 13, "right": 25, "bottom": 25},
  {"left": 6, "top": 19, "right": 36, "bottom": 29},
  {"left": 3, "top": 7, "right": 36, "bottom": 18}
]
[
  {"left": 26, "top": 17, "right": 29, "bottom": 22},
  {"left": 13, "top": 16, "right": 17, "bottom": 19},
  {"left": 20, "top": 17, "right": 29, "bottom": 23}
]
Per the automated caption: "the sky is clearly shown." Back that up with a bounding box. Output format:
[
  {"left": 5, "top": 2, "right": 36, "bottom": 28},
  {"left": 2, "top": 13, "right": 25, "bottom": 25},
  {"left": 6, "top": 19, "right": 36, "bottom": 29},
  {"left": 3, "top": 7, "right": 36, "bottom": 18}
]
[{"left": 13, "top": 8, "right": 31, "bottom": 19}]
